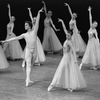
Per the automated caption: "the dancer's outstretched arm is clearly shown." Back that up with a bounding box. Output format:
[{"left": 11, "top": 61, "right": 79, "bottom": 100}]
[
  {"left": 7, "top": 4, "right": 14, "bottom": 34},
  {"left": 88, "top": 6, "right": 92, "bottom": 28},
  {"left": 42, "top": 1, "right": 47, "bottom": 16},
  {"left": 95, "top": 30, "right": 99, "bottom": 43},
  {"left": 58, "top": 18, "right": 68, "bottom": 35},
  {"left": 50, "top": 18, "right": 59, "bottom": 31},
  {"left": 33, "top": 8, "right": 43, "bottom": 35},
  {"left": 2, "top": 34, "right": 24, "bottom": 43},
  {"left": 65, "top": 3, "right": 73, "bottom": 18},
  {"left": 28, "top": 8, "right": 34, "bottom": 23},
  {"left": 7, "top": 4, "right": 12, "bottom": 20}
]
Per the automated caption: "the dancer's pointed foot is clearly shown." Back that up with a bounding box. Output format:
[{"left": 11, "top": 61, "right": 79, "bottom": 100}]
[
  {"left": 90, "top": 67, "right": 97, "bottom": 70},
  {"left": 34, "top": 63, "right": 41, "bottom": 66},
  {"left": 22, "top": 64, "right": 25, "bottom": 68},
  {"left": 26, "top": 80, "right": 34, "bottom": 87},
  {"left": 22, "top": 61, "right": 25, "bottom": 68},
  {"left": 67, "top": 88, "right": 73, "bottom": 92},
  {"left": 47, "top": 85, "right": 53, "bottom": 92}
]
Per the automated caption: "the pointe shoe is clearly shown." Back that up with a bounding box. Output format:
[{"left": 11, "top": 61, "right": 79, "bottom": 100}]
[
  {"left": 47, "top": 85, "right": 53, "bottom": 92},
  {"left": 34, "top": 63, "right": 40, "bottom": 66},
  {"left": 67, "top": 88, "right": 73, "bottom": 92},
  {"left": 22, "top": 62, "right": 25, "bottom": 68},
  {"left": 22, "top": 64, "right": 25, "bottom": 68},
  {"left": 26, "top": 80, "right": 34, "bottom": 87}
]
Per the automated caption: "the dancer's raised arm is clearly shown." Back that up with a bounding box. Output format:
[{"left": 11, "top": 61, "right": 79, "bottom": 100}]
[
  {"left": 7, "top": 4, "right": 12, "bottom": 20},
  {"left": 28, "top": 8, "right": 34, "bottom": 23},
  {"left": 88, "top": 6, "right": 92, "bottom": 28},
  {"left": 58, "top": 18, "right": 68, "bottom": 35},
  {"left": 65, "top": 3, "right": 73, "bottom": 18},
  {"left": 42, "top": 1, "right": 47, "bottom": 16},
  {"left": 33, "top": 8, "right": 43, "bottom": 34}
]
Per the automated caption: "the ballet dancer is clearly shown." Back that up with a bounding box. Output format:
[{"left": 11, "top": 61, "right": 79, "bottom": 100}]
[
  {"left": 3, "top": 4, "right": 23, "bottom": 60},
  {"left": 47, "top": 18, "right": 87, "bottom": 92},
  {"left": 42, "top": 1, "right": 62, "bottom": 54},
  {"left": 22, "top": 7, "right": 46, "bottom": 67},
  {"left": 79, "top": 6, "right": 100, "bottom": 70},
  {"left": 65, "top": 3, "right": 86, "bottom": 54},
  {"left": 1, "top": 8, "right": 43, "bottom": 86}
]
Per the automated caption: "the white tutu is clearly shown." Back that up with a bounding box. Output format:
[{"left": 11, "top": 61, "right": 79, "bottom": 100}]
[
  {"left": 81, "top": 37, "right": 100, "bottom": 66},
  {"left": 49, "top": 40, "right": 87, "bottom": 90},
  {"left": 42, "top": 18, "right": 62, "bottom": 51},
  {"left": 3, "top": 33, "right": 23, "bottom": 59},
  {"left": 72, "top": 30, "right": 86, "bottom": 53},
  {"left": 0, "top": 45, "right": 9, "bottom": 69},
  {"left": 81, "top": 28, "right": 100, "bottom": 68},
  {"left": 35, "top": 37, "right": 46, "bottom": 63},
  {"left": 70, "top": 19, "right": 86, "bottom": 53}
]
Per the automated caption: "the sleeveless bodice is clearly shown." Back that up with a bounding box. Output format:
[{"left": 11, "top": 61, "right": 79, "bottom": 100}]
[{"left": 44, "top": 18, "right": 51, "bottom": 27}]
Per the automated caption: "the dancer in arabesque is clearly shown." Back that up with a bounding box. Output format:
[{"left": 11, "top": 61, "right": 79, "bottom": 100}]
[
  {"left": 3, "top": 4, "right": 23, "bottom": 60},
  {"left": 1, "top": 8, "right": 43, "bottom": 86},
  {"left": 42, "top": 1, "right": 62, "bottom": 54},
  {"left": 65, "top": 3, "right": 86, "bottom": 54},
  {"left": 22, "top": 7, "right": 46, "bottom": 67},
  {"left": 79, "top": 6, "right": 100, "bottom": 70},
  {"left": 48, "top": 18, "right": 87, "bottom": 92}
]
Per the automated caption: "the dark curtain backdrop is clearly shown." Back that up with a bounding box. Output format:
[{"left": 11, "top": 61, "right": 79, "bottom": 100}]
[{"left": 0, "top": 0, "right": 100, "bottom": 48}]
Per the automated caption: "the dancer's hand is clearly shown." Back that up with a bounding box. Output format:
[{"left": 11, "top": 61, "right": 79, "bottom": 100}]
[
  {"left": 88, "top": 6, "right": 92, "bottom": 11},
  {"left": 0, "top": 41, "right": 5, "bottom": 45},
  {"left": 38, "top": 8, "right": 43, "bottom": 13},
  {"left": 58, "top": 18, "right": 63, "bottom": 22},
  {"left": 28, "top": 7, "right": 31, "bottom": 10},
  {"left": 42, "top": 0, "right": 45, "bottom": 4},
  {"left": 7, "top": 4, "right": 10, "bottom": 8},
  {"left": 64, "top": 3, "right": 69, "bottom": 6},
  {"left": 56, "top": 29, "right": 60, "bottom": 31}
]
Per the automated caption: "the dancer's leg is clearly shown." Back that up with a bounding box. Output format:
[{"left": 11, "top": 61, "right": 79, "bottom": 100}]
[{"left": 25, "top": 49, "right": 34, "bottom": 86}]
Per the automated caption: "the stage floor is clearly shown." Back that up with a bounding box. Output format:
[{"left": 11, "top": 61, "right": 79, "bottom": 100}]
[{"left": 0, "top": 54, "right": 100, "bottom": 100}]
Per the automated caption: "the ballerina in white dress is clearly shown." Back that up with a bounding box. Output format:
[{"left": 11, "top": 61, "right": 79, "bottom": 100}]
[
  {"left": 65, "top": 3, "right": 86, "bottom": 54},
  {"left": 1, "top": 8, "right": 43, "bottom": 86},
  {"left": 22, "top": 8, "right": 46, "bottom": 67},
  {"left": 42, "top": 1, "right": 62, "bottom": 53},
  {"left": 47, "top": 18, "right": 87, "bottom": 92},
  {"left": 79, "top": 6, "right": 100, "bottom": 70},
  {"left": 3, "top": 4, "right": 23, "bottom": 60}
]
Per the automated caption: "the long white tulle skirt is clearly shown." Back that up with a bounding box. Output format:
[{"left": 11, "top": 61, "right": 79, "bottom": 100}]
[
  {"left": 72, "top": 30, "right": 86, "bottom": 53},
  {"left": 3, "top": 33, "right": 23, "bottom": 59},
  {"left": 81, "top": 37, "right": 100, "bottom": 66},
  {"left": 35, "top": 37, "right": 46, "bottom": 63},
  {"left": 0, "top": 45, "right": 9, "bottom": 69},
  {"left": 42, "top": 26, "right": 62, "bottom": 51},
  {"left": 50, "top": 52, "right": 87, "bottom": 90}
]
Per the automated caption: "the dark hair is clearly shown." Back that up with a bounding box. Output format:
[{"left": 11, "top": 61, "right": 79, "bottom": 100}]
[{"left": 25, "top": 21, "right": 32, "bottom": 29}]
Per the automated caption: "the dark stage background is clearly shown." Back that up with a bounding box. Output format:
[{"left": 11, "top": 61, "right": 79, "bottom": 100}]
[{"left": 0, "top": 0, "right": 100, "bottom": 49}]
